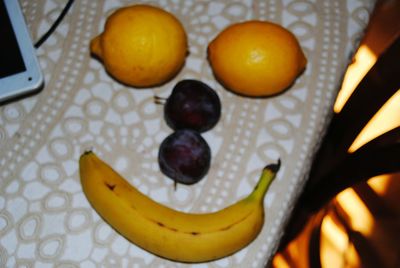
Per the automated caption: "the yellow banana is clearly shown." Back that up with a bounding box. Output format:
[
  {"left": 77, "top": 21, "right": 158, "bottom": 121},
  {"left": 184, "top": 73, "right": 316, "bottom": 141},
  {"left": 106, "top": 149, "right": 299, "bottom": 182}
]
[{"left": 79, "top": 151, "right": 280, "bottom": 263}]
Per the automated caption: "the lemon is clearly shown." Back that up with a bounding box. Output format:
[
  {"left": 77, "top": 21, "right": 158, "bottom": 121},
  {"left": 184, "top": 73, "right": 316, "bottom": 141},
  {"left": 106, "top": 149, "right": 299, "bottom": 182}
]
[
  {"left": 90, "top": 5, "right": 188, "bottom": 87},
  {"left": 207, "top": 20, "right": 307, "bottom": 97}
]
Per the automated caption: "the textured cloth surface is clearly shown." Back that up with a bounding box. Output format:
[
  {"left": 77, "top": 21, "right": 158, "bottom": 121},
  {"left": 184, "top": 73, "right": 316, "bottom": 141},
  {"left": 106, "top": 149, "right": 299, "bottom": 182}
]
[{"left": 0, "top": 0, "right": 376, "bottom": 267}]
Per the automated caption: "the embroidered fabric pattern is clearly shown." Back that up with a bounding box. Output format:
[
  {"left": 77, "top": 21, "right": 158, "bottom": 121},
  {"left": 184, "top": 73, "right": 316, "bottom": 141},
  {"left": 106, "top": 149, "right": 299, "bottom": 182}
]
[{"left": 0, "top": 0, "right": 375, "bottom": 267}]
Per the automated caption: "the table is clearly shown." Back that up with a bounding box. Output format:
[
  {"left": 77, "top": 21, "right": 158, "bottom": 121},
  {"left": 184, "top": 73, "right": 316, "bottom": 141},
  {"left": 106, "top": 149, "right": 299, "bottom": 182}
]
[{"left": 0, "top": 0, "right": 376, "bottom": 267}]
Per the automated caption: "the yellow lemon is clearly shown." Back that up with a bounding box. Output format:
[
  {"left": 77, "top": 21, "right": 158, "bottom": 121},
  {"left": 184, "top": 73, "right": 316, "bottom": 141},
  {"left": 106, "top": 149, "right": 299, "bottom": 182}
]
[
  {"left": 207, "top": 20, "right": 307, "bottom": 97},
  {"left": 90, "top": 5, "right": 188, "bottom": 87}
]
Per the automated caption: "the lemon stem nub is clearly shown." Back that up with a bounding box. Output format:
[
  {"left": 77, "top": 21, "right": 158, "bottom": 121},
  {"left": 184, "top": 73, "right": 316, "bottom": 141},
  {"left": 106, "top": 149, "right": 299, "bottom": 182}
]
[
  {"left": 251, "top": 159, "right": 281, "bottom": 202},
  {"left": 90, "top": 35, "right": 102, "bottom": 58}
]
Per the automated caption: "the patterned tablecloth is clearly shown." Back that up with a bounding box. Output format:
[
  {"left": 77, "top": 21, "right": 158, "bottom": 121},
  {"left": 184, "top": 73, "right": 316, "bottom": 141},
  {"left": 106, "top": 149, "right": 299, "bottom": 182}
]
[{"left": 0, "top": 0, "right": 376, "bottom": 267}]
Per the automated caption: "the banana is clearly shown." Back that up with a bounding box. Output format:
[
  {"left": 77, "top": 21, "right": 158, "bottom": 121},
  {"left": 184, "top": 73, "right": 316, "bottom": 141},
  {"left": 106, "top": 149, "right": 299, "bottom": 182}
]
[{"left": 79, "top": 151, "right": 280, "bottom": 263}]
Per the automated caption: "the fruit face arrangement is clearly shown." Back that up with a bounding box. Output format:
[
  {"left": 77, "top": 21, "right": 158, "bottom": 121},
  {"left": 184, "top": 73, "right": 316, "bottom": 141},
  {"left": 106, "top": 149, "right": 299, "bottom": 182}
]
[
  {"left": 158, "top": 79, "right": 220, "bottom": 186},
  {"left": 84, "top": 3, "right": 306, "bottom": 263}
]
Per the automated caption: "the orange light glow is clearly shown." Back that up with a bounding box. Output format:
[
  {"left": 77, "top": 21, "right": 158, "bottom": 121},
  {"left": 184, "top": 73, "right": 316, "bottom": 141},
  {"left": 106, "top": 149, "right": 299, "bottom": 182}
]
[
  {"left": 367, "top": 174, "right": 393, "bottom": 195},
  {"left": 328, "top": 30, "right": 400, "bottom": 265},
  {"left": 317, "top": 37, "right": 399, "bottom": 267},
  {"left": 321, "top": 215, "right": 348, "bottom": 251},
  {"left": 349, "top": 89, "right": 400, "bottom": 152},
  {"left": 272, "top": 253, "right": 291, "bottom": 268},
  {"left": 274, "top": 3, "right": 400, "bottom": 266},
  {"left": 334, "top": 45, "right": 377, "bottom": 113},
  {"left": 320, "top": 214, "right": 361, "bottom": 268},
  {"left": 336, "top": 188, "right": 374, "bottom": 236}
]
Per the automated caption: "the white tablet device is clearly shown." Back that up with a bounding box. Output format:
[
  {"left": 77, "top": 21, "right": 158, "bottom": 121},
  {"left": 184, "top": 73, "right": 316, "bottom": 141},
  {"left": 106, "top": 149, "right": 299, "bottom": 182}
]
[{"left": 0, "top": 0, "right": 43, "bottom": 102}]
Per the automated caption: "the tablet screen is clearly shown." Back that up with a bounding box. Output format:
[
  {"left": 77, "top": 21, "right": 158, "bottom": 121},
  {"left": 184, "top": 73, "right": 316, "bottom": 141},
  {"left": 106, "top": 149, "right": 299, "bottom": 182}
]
[
  {"left": 0, "top": 0, "right": 43, "bottom": 102},
  {"left": 0, "top": 0, "right": 26, "bottom": 78}
]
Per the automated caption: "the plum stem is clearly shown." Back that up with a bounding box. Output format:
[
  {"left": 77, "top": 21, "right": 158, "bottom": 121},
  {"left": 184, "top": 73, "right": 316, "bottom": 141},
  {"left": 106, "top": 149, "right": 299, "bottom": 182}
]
[{"left": 154, "top": 95, "right": 167, "bottom": 105}]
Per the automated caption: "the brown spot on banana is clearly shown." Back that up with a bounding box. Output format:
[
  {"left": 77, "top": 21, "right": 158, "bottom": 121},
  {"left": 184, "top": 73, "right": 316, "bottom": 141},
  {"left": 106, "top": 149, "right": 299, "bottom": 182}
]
[
  {"left": 105, "top": 182, "right": 116, "bottom": 191},
  {"left": 218, "top": 212, "right": 253, "bottom": 232},
  {"left": 156, "top": 221, "right": 178, "bottom": 232}
]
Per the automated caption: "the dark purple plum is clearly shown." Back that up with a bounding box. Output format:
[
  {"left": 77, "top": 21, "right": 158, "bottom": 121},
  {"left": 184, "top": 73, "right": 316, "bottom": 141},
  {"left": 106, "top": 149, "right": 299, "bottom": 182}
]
[
  {"left": 164, "top": 79, "right": 221, "bottom": 132},
  {"left": 158, "top": 129, "right": 211, "bottom": 185}
]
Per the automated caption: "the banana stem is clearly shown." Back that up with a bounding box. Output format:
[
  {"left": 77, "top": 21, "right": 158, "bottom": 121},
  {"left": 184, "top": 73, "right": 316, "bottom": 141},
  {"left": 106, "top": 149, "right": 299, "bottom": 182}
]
[{"left": 251, "top": 159, "right": 281, "bottom": 202}]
